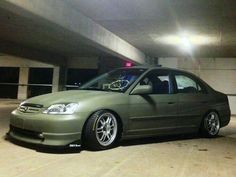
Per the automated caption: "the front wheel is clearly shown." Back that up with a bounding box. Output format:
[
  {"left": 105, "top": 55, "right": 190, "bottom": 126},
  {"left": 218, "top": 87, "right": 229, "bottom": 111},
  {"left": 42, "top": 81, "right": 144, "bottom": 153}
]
[
  {"left": 200, "top": 111, "right": 220, "bottom": 137},
  {"left": 84, "top": 110, "right": 120, "bottom": 150}
]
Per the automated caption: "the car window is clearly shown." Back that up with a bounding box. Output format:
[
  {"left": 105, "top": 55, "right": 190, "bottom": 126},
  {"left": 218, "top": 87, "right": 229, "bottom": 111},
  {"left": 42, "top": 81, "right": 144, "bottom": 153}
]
[
  {"left": 175, "top": 74, "right": 204, "bottom": 93},
  {"left": 140, "top": 71, "right": 170, "bottom": 94}
]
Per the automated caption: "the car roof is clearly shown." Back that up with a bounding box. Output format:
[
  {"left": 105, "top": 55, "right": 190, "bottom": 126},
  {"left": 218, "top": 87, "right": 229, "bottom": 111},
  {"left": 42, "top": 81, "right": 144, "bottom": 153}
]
[
  {"left": 120, "top": 66, "right": 205, "bottom": 81},
  {"left": 120, "top": 65, "right": 185, "bottom": 73}
]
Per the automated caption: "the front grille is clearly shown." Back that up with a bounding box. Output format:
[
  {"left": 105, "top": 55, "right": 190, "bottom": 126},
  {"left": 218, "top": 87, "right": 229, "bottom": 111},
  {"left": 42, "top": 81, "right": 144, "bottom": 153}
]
[
  {"left": 18, "top": 103, "right": 43, "bottom": 113},
  {"left": 10, "top": 125, "right": 43, "bottom": 140}
]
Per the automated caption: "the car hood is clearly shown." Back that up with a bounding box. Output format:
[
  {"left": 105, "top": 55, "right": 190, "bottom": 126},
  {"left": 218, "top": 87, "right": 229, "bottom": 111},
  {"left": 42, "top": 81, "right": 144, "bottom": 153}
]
[{"left": 23, "top": 90, "right": 124, "bottom": 107}]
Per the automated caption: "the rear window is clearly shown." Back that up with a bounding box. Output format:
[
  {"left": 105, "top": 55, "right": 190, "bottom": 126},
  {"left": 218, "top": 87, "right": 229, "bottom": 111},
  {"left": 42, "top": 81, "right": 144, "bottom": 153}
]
[{"left": 175, "top": 74, "right": 206, "bottom": 94}]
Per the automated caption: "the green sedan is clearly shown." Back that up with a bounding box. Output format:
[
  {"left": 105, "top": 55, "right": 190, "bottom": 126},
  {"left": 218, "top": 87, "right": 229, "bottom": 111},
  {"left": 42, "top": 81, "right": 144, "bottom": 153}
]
[{"left": 8, "top": 67, "right": 231, "bottom": 150}]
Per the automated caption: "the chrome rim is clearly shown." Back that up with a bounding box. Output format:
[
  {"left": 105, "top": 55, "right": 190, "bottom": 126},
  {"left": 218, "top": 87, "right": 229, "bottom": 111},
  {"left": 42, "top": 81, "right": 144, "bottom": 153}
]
[
  {"left": 95, "top": 112, "right": 118, "bottom": 146},
  {"left": 204, "top": 112, "right": 220, "bottom": 135}
]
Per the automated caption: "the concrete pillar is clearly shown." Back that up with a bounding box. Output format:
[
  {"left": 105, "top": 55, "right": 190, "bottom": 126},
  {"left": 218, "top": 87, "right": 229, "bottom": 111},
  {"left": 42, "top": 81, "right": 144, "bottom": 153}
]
[
  {"left": 52, "top": 66, "right": 67, "bottom": 92},
  {"left": 52, "top": 66, "right": 59, "bottom": 92},
  {"left": 59, "top": 66, "right": 67, "bottom": 91},
  {"left": 17, "top": 67, "right": 29, "bottom": 100}
]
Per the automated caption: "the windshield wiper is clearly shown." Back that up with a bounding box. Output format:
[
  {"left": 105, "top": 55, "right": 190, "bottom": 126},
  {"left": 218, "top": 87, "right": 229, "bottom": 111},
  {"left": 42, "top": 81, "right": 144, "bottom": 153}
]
[
  {"left": 79, "top": 87, "right": 121, "bottom": 92},
  {"left": 79, "top": 87, "right": 108, "bottom": 91}
]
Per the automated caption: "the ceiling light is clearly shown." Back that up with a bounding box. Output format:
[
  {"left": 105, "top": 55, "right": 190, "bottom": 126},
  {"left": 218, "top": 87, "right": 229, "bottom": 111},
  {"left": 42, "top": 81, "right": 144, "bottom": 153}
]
[
  {"left": 150, "top": 32, "right": 219, "bottom": 53},
  {"left": 179, "top": 32, "right": 193, "bottom": 53}
]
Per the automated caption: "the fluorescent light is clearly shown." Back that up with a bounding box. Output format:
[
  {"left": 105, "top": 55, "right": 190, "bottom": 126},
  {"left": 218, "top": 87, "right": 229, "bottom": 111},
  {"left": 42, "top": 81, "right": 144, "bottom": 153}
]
[
  {"left": 179, "top": 33, "right": 193, "bottom": 53},
  {"left": 150, "top": 32, "right": 219, "bottom": 53}
]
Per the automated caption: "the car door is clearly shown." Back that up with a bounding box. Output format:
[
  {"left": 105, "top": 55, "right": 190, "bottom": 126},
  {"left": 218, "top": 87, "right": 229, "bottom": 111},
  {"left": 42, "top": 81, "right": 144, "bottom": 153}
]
[
  {"left": 127, "top": 69, "right": 179, "bottom": 136},
  {"left": 173, "top": 72, "right": 210, "bottom": 131}
]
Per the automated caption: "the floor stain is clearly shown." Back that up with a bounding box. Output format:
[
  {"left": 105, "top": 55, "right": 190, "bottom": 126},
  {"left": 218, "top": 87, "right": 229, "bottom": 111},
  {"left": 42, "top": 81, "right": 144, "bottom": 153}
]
[
  {"left": 198, "top": 148, "right": 208, "bottom": 151},
  {"left": 177, "top": 143, "right": 182, "bottom": 147},
  {"left": 224, "top": 156, "right": 233, "bottom": 160}
]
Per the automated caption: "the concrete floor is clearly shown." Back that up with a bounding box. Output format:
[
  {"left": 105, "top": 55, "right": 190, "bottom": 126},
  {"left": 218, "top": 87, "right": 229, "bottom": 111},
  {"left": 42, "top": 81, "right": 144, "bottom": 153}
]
[{"left": 0, "top": 101, "right": 236, "bottom": 177}]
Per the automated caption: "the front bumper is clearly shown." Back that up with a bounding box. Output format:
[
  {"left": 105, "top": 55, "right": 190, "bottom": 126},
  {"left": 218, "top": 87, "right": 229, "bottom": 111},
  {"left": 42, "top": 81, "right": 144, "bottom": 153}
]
[
  {"left": 8, "top": 125, "right": 81, "bottom": 146},
  {"left": 8, "top": 109, "right": 86, "bottom": 146}
]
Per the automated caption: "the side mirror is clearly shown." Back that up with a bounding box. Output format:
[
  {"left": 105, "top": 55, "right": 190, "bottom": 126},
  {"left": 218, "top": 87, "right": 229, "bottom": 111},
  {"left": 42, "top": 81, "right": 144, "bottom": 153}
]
[{"left": 131, "top": 85, "right": 152, "bottom": 95}]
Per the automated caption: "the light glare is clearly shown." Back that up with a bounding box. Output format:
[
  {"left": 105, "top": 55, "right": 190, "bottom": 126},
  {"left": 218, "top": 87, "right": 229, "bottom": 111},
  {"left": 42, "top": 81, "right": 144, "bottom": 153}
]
[
  {"left": 150, "top": 32, "right": 219, "bottom": 53},
  {"left": 179, "top": 33, "right": 192, "bottom": 52},
  {"left": 125, "top": 62, "right": 132, "bottom": 67}
]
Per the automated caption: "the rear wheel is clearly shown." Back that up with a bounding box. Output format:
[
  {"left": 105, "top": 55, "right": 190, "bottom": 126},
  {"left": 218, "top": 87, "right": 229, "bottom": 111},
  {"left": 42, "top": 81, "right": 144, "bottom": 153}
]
[
  {"left": 84, "top": 110, "right": 119, "bottom": 150},
  {"left": 200, "top": 111, "right": 220, "bottom": 137}
]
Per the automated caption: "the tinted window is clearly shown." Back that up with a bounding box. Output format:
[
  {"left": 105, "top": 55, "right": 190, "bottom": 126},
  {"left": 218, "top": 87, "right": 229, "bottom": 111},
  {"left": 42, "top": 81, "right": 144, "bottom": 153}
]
[
  {"left": 140, "top": 71, "right": 170, "bottom": 94},
  {"left": 175, "top": 74, "right": 204, "bottom": 93}
]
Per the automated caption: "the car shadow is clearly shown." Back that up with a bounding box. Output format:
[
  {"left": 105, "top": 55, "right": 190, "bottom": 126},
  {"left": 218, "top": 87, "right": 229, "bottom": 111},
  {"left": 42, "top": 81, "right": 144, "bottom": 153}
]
[
  {"left": 4, "top": 133, "right": 229, "bottom": 153},
  {"left": 121, "top": 133, "right": 231, "bottom": 146},
  {"left": 120, "top": 133, "right": 211, "bottom": 147}
]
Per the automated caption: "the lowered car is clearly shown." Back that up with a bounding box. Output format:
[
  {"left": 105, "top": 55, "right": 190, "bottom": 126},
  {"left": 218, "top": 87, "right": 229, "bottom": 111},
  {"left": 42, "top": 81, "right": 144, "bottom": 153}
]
[{"left": 8, "top": 66, "right": 231, "bottom": 150}]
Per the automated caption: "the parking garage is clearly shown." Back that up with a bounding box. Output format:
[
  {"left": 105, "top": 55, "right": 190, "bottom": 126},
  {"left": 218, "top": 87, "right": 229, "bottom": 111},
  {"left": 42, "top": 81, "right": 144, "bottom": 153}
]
[{"left": 0, "top": 0, "right": 236, "bottom": 177}]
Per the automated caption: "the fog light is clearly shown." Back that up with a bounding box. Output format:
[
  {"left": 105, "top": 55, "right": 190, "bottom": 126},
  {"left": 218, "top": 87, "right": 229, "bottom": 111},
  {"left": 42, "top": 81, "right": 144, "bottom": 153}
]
[{"left": 38, "top": 133, "right": 44, "bottom": 139}]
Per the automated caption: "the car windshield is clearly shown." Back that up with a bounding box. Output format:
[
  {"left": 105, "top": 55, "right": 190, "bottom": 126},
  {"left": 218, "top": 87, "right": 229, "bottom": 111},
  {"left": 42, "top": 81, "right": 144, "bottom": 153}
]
[{"left": 80, "top": 68, "right": 147, "bottom": 92}]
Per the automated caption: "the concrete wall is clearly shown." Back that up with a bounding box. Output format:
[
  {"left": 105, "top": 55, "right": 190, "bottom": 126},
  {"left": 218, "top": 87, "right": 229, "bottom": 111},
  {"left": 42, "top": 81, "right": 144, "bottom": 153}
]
[
  {"left": 159, "top": 57, "right": 236, "bottom": 115},
  {"left": 0, "top": 54, "right": 101, "bottom": 98},
  {"left": 67, "top": 57, "right": 98, "bottom": 69},
  {"left": 0, "top": 54, "right": 56, "bottom": 99},
  {"left": 0, "top": 55, "right": 54, "bottom": 68}
]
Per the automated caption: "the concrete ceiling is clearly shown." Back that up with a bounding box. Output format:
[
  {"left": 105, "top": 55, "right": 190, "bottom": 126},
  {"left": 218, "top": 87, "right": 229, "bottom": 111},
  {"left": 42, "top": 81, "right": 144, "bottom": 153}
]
[
  {"left": 0, "top": 0, "right": 236, "bottom": 59},
  {"left": 0, "top": 7, "right": 106, "bottom": 58},
  {"left": 69, "top": 0, "right": 236, "bottom": 57}
]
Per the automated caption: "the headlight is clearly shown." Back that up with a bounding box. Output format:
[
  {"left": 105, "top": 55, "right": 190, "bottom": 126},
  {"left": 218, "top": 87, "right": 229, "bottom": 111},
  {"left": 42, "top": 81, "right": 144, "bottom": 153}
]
[{"left": 43, "top": 103, "right": 78, "bottom": 115}]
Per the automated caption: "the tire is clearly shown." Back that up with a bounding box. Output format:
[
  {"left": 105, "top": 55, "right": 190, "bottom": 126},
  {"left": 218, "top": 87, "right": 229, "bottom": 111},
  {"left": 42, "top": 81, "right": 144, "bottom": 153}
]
[
  {"left": 200, "top": 111, "right": 220, "bottom": 137},
  {"left": 84, "top": 110, "right": 120, "bottom": 150}
]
